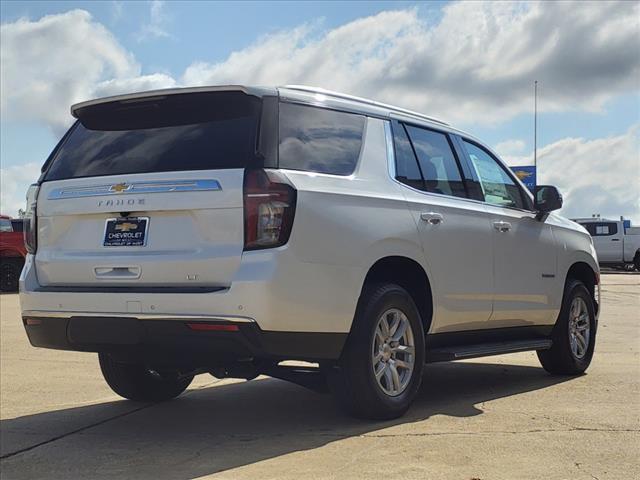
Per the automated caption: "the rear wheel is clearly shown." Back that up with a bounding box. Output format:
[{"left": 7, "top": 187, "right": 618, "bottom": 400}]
[
  {"left": 99, "top": 353, "right": 193, "bottom": 402},
  {"left": 537, "top": 279, "right": 596, "bottom": 375},
  {"left": 0, "top": 257, "right": 23, "bottom": 292},
  {"left": 634, "top": 253, "right": 640, "bottom": 272},
  {"left": 328, "top": 283, "right": 425, "bottom": 420}
]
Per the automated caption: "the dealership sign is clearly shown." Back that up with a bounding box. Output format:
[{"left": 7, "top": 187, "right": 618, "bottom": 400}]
[{"left": 510, "top": 166, "right": 536, "bottom": 192}]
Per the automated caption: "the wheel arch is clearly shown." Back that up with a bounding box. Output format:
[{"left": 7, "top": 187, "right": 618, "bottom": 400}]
[
  {"left": 565, "top": 261, "right": 599, "bottom": 314},
  {"left": 358, "top": 256, "right": 433, "bottom": 335}
]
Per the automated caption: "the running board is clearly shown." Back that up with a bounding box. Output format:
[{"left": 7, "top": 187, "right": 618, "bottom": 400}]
[{"left": 427, "top": 339, "right": 553, "bottom": 363}]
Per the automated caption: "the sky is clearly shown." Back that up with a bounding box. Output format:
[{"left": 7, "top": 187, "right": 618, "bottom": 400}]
[{"left": 1, "top": 0, "right": 639, "bottom": 221}]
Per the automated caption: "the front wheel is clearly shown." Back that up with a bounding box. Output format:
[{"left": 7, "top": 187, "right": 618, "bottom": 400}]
[
  {"left": 537, "top": 279, "right": 596, "bottom": 375},
  {"left": 328, "top": 283, "right": 425, "bottom": 420},
  {"left": 99, "top": 353, "right": 193, "bottom": 402}
]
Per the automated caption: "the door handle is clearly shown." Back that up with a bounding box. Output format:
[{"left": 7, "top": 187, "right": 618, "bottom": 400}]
[
  {"left": 493, "top": 221, "right": 512, "bottom": 232},
  {"left": 94, "top": 266, "right": 141, "bottom": 279},
  {"left": 420, "top": 212, "right": 444, "bottom": 225},
  {"left": 611, "top": 238, "right": 620, "bottom": 241}
]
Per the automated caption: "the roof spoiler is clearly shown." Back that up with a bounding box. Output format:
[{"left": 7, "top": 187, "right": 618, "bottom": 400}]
[{"left": 70, "top": 85, "right": 275, "bottom": 118}]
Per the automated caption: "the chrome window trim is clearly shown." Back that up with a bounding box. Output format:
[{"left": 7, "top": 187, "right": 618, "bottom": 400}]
[
  {"left": 22, "top": 310, "right": 256, "bottom": 323},
  {"left": 283, "top": 85, "right": 449, "bottom": 126},
  {"left": 47, "top": 179, "right": 222, "bottom": 200},
  {"left": 384, "top": 120, "right": 537, "bottom": 214}
]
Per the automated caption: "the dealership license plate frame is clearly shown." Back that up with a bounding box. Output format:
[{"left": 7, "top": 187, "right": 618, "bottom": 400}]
[{"left": 103, "top": 217, "right": 149, "bottom": 247}]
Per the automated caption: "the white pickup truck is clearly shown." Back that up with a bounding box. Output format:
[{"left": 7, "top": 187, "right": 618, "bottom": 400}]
[{"left": 575, "top": 218, "right": 640, "bottom": 271}]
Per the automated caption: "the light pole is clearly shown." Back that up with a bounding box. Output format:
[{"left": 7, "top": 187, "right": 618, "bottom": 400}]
[{"left": 534, "top": 80, "right": 538, "bottom": 170}]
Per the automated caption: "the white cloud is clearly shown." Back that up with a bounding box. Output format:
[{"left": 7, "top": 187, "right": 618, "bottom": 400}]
[
  {"left": 1, "top": 2, "right": 639, "bottom": 221},
  {"left": 503, "top": 126, "right": 640, "bottom": 223},
  {"left": 0, "top": 10, "right": 139, "bottom": 135},
  {"left": 0, "top": 162, "right": 41, "bottom": 215},
  {"left": 182, "top": 1, "right": 640, "bottom": 125},
  {"left": 495, "top": 139, "right": 526, "bottom": 157},
  {"left": 92, "top": 73, "right": 176, "bottom": 99},
  {"left": 136, "top": 0, "right": 171, "bottom": 42},
  {"left": 3, "top": 2, "right": 639, "bottom": 133}
]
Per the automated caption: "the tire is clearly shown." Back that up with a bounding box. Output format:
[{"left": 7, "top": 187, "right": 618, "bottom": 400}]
[
  {"left": 537, "top": 279, "right": 596, "bottom": 375},
  {"left": 634, "top": 253, "right": 640, "bottom": 272},
  {"left": 99, "top": 353, "right": 193, "bottom": 402},
  {"left": 0, "top": 257, "right": 23, "bottom": 292},
  {"left": 328, "top": 283, "right": 425, "bottom": 420}
]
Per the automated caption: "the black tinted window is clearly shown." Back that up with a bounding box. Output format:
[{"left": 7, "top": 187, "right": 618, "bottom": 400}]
[
  {"left": 279, "top": 103, "right": 365, "bottom": 175},
  {"left": 580, "top": 223, "right": 596, "bottom": 235},
  {"left": 405, "top": 126, "right": 466, "bottom": 198},
  {"left": 45, "top": 92, "right": 263, "bottom": 181},
  {"left": 10, "top": 220, "right": 24, "bottom": 232},
  {"left": 463, "top": 140, "right": 525, "bottom": 209},
  {"left": 394, "top": 125, "right": 423, "bottom": 190}
]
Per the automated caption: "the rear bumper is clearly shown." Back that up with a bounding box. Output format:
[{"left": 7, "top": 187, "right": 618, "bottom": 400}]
[
  {"left": 20, "top": 249, "right": 364, "bottom": 334},
  {"left": 21, "top": 313, "right": 347, "bottom": 365}
]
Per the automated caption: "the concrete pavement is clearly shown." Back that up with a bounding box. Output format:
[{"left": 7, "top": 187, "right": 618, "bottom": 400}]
[{"left": 1, "top": 274, "right": 638, "bottom": 479}]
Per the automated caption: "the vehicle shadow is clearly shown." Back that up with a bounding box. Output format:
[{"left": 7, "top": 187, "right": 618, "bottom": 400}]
[{"left": 0, "top": 361, "right": 576, "bottom": 479}]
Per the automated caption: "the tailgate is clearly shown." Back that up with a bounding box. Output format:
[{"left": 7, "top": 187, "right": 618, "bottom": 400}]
[
  {"left": 36, "top": 170, "right": 243, "bottom": 287},
  {"left": 33, "top": 89, "right": 275, "bottom": 289}
]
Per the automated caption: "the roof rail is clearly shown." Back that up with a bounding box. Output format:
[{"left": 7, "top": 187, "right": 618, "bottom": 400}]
[{"left": 283, "top": 85, "right": 449, "bottom": 126}]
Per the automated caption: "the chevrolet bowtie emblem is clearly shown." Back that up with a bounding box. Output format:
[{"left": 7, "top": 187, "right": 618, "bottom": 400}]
[
  {"left": 115, "top": 222, "right": 138, "bottom": 232},
  {"left": 514, "top": 170, "right": 533, "bottom": 180},
  {"left": 109, "top": 183, "right": 131, "bottom": 193}
]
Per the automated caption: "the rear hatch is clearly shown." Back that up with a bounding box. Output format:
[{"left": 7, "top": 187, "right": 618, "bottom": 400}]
[{"left": 35, "top": 89, "right": 275, "bottom": 289}]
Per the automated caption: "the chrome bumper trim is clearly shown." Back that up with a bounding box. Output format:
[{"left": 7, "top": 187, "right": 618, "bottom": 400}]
[{"left": 21, "top": 310, "right": 255, "bottom": 323}]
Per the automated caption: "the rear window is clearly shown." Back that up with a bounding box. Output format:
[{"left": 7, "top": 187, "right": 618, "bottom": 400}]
[
  {"left": 279, "top": 103, "right": 365, "bottom": 175},
  {"left": 10, "top": 220, "right": 24, "bottom": 232},
  {"left": 44, "top": 92, "right": 264, "bottom": 181}
]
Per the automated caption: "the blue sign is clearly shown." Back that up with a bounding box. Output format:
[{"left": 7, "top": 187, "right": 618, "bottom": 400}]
[{"left": 510, "top": 165, "right": 536, "bottom": 192}]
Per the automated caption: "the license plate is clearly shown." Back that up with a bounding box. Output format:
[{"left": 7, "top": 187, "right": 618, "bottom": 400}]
[{"left": 103, "top": 217, "right": 149, "bottom": 247}]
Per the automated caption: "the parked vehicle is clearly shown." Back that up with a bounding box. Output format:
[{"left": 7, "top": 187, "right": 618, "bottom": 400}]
[
  {"left": 574, "top": 217, "right": 640, "bottom": 271},
  {"left": 20, "top": 86, "right": 600, "bottom": 419},
  {"left": 1, "top": 215, "right": 26, "bottom": 292}
]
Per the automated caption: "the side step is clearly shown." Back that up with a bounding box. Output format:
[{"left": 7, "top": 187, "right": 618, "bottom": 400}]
[{"left": 427, "top": 339, "right": 552, "bottom": 363}]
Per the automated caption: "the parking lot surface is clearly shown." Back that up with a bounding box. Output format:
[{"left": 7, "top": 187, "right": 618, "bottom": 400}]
[{"left": 1, "top": 273, "right": 638, "bottom": 479}]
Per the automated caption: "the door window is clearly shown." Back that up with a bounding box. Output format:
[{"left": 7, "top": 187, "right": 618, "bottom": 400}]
[
  {"left": 463, "top": 140, "right": 526, "bottom": 209},
  {"left": 393, "top": 124, "right": 424, "bottom": 190},
  {"left": 400, "top": 125, "right": 466, "bottom": 198},
  {"left": 593, "top": 223, "right": 618, "bottom": 236}
]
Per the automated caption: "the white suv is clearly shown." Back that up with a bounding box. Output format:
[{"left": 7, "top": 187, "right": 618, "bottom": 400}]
[{"left": 20, "top": 86, "right": 600, "bottom": 419}]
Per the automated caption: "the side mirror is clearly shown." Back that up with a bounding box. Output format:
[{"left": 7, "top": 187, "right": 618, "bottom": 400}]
[{"left": 534, "top": 185, "right": 563, "bottom": 214}]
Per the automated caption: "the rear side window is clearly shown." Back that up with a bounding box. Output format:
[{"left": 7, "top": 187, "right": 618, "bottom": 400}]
[
  {"left": 279, "top": 103, "right": 365, "bottom": 175},
  {"left": 44, "top": 92, "right": 263, "bottom": 181}
]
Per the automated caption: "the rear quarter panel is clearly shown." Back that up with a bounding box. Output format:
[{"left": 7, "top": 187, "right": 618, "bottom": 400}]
[{"left": 281, "top": 117, "right": 426, "bottom": 331}]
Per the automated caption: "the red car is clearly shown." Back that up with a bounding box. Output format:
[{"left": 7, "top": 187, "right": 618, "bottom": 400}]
[{"left": 0, "top": 215, "right": 26, "bottom": 291}]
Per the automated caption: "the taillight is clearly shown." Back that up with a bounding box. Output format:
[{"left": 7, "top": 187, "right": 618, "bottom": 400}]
[
  {"left": 24, "top": 184, "right": 39, "bottom": 254},
  {"left": 243, "top": 169, "right": 296, "bottom": 250}
]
